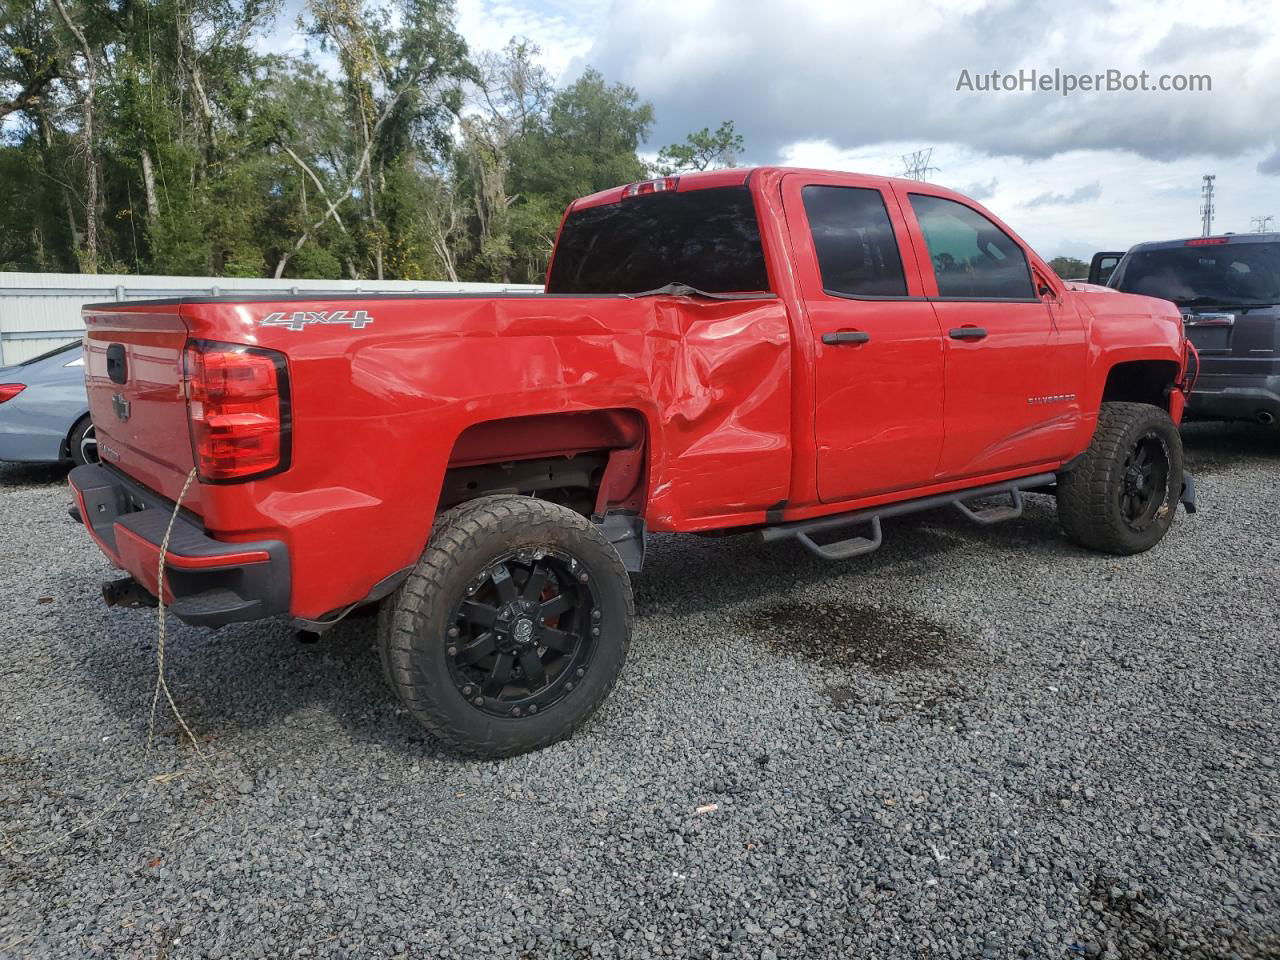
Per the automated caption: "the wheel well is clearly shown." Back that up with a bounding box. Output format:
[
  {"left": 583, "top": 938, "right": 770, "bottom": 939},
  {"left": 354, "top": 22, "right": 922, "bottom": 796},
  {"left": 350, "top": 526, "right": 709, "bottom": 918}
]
[
  {"left": 1101, "top": 361, "right": 1179, "bottom": 407},
  {"left": 440, "top": 410, "right": 647, "bottom": 517}
]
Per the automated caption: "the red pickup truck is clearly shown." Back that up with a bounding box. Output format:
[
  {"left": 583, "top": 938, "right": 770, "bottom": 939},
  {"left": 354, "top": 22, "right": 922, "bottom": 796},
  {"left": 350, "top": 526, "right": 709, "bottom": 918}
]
[{"left": 69, "top": 167, "right": 1195, "bottom": 755}]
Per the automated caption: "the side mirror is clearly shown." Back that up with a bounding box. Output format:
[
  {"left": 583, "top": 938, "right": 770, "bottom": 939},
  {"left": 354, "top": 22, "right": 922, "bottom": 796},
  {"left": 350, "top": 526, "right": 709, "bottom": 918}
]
[{"left": 1088, "top": 251, "right": 1125, "bottom": 286}]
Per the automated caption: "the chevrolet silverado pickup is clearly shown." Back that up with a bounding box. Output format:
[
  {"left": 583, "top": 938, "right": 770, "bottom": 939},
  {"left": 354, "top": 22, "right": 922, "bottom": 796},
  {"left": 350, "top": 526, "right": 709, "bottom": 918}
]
[{"left": 69, "top": 167, "right": 1196, "bottom": 755}]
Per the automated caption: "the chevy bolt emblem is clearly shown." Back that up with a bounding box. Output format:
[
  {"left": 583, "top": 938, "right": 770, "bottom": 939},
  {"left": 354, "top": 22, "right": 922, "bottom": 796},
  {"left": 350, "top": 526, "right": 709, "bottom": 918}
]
[
  {"left": 259, "top": 309, "right": 374, "bottom": 332},
  {"left": 111, "top": 393, "right": 131, "bottom": 422}
]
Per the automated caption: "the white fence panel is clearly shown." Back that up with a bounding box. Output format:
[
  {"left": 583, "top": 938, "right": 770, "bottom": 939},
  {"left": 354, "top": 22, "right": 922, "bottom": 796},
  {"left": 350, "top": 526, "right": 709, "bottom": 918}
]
[{"left": 0, "top": 272, "right": 542, "bottom": 365}]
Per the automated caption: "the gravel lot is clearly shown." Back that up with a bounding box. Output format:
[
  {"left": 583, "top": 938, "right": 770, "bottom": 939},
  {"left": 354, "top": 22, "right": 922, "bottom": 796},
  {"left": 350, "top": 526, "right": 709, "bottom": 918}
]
[{"left": 2, "top": 423, "right": 1278, "bottom": 960}]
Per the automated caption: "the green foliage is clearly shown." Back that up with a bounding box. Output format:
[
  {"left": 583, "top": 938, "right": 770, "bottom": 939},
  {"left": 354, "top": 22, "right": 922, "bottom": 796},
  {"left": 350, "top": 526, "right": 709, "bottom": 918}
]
[
  {"left": 0, "top": 4, "right": 742, "bottom": 282},
  {"left": 654, "top": 120, "right": 743, "bottom": 175},
  {"left": 1049, "top": 256, "right": 1089, "bottom": 279}
]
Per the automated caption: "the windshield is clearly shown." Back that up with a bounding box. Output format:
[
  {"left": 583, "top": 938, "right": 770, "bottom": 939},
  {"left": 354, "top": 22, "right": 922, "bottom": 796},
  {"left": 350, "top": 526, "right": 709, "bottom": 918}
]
[
  {"left": 547, "top": 186, "right": 770, "bottom": 295},
  {"left": 1110, "top": 241, "right": 1280, "bottom": 305}
]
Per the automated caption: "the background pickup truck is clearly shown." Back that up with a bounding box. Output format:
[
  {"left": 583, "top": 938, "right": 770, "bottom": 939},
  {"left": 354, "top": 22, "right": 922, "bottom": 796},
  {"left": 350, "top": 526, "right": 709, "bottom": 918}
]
[
  {"left": 70, "top": 167, "right": 1195, "bottom": 755},
  {"left": 1090, "top": 232, "right": 1280, "bottom": 427}
]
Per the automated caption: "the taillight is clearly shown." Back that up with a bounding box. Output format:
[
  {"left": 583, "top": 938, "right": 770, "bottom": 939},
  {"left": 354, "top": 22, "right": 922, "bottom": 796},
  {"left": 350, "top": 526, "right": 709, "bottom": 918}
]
[
  {"left": 184, "top": 341, "right": 290, "bottom": 482},
  {"left": 0, "top": 383, "right": 25, "bottom": 404},
  {"left": 1186, "top": 236, "right": 1229, "bottom": 246},
  {"left": 622, "top": 176, "right": 679, "bottom": 198}
]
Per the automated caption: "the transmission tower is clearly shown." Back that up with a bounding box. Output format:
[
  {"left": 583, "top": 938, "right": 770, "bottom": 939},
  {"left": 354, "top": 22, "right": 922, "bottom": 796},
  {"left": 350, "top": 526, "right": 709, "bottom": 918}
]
[
  {"left": 1252, "top": 215, "right": 1275, "bottom": 233},
  {"left": 901, "top": 148, "right": 940, "bottom": 181},
  {"left": 1199, "top": 174, "right": 1216, "bottom": 236}
]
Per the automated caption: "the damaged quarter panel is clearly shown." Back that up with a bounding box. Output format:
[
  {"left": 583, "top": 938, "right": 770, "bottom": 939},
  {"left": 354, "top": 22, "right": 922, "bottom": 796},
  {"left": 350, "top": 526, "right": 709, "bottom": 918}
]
[{"left": 176, "top": 292, "right": 792, "bottom": 618}]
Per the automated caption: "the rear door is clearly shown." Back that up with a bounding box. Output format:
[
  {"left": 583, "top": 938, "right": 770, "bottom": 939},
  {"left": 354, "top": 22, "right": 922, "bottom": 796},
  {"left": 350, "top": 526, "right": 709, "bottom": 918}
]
[
  {"left": 894, "top": 188, "right": 1086, "bottom": 481},
  {"left": 781, "top": 172, "right": 945, "bottom": 503},
  {"left": 84, "top": 305, "right": 197, "bottom": 501}
]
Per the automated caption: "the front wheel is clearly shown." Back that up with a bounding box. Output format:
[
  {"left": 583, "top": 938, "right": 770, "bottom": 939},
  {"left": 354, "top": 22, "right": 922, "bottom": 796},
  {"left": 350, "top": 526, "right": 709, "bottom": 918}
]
[
  {"left": 377, "top": 495, "right": 634, "bottom": 756},
  {"left": 1057, "top": 401, "right": 1184, "bottom": 555}
]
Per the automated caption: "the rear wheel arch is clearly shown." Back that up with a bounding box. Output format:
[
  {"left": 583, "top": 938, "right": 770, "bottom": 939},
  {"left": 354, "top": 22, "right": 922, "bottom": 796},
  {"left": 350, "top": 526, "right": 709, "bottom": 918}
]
[{"left": 438, "top": 408, "right": 651, "bottom": 517}]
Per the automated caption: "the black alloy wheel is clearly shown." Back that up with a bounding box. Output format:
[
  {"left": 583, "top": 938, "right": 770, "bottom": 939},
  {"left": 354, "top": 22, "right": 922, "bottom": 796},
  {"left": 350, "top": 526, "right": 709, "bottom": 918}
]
[{"left": 445, "top": 549, "right": 597, "bottom": 719}]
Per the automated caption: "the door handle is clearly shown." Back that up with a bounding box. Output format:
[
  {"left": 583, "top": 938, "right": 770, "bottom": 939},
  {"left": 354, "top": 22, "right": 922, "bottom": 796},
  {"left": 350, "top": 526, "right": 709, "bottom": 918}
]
[
  {"left": 822, "top": 330, "right": 871, "bottom": 346},
  {"left": 949, "top": 327, "right": 988, "bottom": 341}
]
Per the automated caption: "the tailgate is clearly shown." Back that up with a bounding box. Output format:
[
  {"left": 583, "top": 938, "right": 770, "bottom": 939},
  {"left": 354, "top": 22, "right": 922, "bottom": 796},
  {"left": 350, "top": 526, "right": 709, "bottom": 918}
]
[{"left": 84, "top": 303, "right": 199, "bottom": 505}]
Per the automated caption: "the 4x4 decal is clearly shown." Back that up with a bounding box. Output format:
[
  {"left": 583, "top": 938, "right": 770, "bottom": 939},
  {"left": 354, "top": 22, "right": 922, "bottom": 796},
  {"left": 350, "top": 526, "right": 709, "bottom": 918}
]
[{"left": 259, "top": 309, "right": 374, "bottom": 332}]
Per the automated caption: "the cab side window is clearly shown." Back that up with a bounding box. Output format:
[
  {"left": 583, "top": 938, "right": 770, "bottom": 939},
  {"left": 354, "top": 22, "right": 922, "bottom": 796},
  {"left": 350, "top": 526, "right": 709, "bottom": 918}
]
[
  {"left": 908, "top": 194, "right": 1034, "bottom": 299},
  {"left": 802, "top": 185, "right": 908, "bottom": 297}
]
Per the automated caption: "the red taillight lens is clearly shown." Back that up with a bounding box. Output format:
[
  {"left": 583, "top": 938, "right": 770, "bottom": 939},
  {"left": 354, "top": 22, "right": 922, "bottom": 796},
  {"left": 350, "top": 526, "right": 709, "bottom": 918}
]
[
  {"left": 1186, "top": 236, "right": 1229, "bottom": 246},
  {"left": 622, "top": 176, "right": 679, "bottom": 198},
  {"left": 185, "top": 342, "right": 290, "bottom": 482},
  {"left": 0, "top": 383, "right": 25, "bottom": 404}
]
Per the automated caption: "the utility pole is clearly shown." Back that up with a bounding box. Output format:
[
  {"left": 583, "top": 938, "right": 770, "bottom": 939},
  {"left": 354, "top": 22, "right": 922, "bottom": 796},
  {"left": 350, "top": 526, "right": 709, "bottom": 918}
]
[
  {"left": 1251, "top": 215, "right": 1275, "bottom": 233},
  {"left": 1199, "top": 174, "right": 1215, "bottom": 236},
  {"left": 901, "top": 148, "right": 940, "bottom": 182}
]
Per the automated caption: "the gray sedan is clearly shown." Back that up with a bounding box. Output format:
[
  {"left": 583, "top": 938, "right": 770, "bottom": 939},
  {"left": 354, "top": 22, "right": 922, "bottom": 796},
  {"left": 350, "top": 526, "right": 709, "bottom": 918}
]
[{"left": 0, "top": 340, "right": 97, "bottom": 466}]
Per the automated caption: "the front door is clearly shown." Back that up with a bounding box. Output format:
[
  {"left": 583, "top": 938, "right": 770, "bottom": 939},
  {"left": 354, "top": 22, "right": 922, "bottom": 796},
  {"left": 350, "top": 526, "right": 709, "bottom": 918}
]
[
  {"left": 895, "top": 189, "right": 1086, "bottom": 480},
  {"left": 782, "top": 173, "right": 945, "bottom": 503}
]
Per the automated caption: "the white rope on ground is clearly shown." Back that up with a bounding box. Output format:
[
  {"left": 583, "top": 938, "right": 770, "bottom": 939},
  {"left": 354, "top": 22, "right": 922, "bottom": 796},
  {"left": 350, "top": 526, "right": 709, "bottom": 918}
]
[
  {"left": 1, "top": 467, "right": 205, "bottom": 861},
  {"left": 148, "top": 467, "right": 203, "bottom": 755}
]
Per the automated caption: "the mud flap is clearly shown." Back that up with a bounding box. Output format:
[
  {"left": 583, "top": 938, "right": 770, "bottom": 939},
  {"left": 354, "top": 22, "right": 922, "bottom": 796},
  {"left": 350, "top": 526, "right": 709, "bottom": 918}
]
[
  {"left": 596, "top": 512, "right": 646, "bottom": 573},
  {"left": 1180, "top": 471, "right": 1198, "bottom": 514}
]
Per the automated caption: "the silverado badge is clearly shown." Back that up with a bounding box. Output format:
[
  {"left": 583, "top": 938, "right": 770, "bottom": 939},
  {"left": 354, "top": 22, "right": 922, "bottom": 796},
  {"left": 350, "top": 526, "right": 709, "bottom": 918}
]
[{"left": 259, "top": 309, "right": 374, "bottom": 332}]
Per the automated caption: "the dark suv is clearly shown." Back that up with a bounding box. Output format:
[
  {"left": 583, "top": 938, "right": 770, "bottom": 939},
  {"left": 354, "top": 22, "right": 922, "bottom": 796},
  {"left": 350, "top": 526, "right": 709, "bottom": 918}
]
[{"left": 1090, "top": 234, "right": 1280, "bottom": 426}]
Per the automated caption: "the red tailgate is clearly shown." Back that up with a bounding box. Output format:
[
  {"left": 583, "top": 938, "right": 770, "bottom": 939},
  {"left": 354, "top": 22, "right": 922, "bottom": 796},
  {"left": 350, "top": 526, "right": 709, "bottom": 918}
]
[{"left": 83, "top": 304, "right": 200, "bottom": 507}]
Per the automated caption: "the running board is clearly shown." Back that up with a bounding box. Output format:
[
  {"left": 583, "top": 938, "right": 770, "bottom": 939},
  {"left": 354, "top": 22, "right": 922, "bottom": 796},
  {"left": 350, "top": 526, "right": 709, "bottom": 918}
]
[{"left": 758, "top": 473, "right": 1056, "bottom": 562}]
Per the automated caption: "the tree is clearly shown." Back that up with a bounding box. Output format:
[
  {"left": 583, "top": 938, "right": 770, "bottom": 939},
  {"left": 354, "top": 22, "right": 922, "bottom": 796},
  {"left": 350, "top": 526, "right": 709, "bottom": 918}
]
[
  {"left": 0, "top": 5, "right": 663, "bottom": 283},
  {"left": 654, "top": 120, "right": 743, "bottom": 175},
  {"left": 1049, "top": 256, "right": 1089, "bottom": 280}
]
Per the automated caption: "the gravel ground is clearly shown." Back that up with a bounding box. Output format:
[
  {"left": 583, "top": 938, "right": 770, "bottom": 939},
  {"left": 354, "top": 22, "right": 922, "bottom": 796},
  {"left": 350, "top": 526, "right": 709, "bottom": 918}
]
[{"left": 1, "top": 422, "right": 1277, "bottom": 960}]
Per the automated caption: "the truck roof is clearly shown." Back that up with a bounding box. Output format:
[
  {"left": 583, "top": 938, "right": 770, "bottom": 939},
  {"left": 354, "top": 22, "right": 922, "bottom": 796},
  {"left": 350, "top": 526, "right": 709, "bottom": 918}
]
[
  {"left": 1127, "top": 232, "right": 1280, "bottom": 252},
  {"left": 570, "top": 166, "right": 972, "bottom": 211}
]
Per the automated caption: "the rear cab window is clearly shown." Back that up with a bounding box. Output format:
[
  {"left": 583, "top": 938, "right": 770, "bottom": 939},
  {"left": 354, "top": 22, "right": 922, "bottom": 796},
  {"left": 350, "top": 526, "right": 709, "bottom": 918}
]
[
  {"left": 1110, "top": 240, "right": 1280, "bottom": 306},
  {"left": 547, "top": 186, "right": 770, "bottom": 295},
  {"left": 908, "top": 194, "right": 1034, "bottom": 299},
  {"left": 801, "top": 185, "right": 908, "bottom": 297}
]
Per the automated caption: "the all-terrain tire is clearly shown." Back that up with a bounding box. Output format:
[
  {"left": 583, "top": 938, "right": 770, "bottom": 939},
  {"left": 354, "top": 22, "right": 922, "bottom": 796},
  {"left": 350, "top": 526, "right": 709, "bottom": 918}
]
[
  {"left": 1057, "top": 401, "right": 1184, "bottom": 555},
  {"left": 377, "top": 495, "right": 634, "bottom": 756}
]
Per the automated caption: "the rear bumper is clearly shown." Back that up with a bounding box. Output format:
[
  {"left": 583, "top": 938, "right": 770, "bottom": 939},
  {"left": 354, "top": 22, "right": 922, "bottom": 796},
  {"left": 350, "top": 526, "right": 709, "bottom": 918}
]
[
  {"left": 1186, "top": 372, "right": 1280, "bottom": 424},
  {"left": 68, "top": 463, "right": 290, "bottom": 627}
]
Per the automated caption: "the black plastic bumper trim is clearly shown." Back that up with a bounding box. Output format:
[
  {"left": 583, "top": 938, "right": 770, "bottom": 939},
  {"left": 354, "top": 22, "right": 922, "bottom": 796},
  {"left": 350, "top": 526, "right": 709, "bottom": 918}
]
[{"left": 68, "top": 462, "right": 290, "bottom": 628}]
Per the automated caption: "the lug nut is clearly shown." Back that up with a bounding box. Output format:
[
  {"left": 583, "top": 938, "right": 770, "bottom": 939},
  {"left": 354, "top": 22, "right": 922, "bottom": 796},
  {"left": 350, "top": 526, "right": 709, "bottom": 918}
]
[
  {"left": 473, "top": 696, "right": 484, "bottom": 706},
  {"left": 528, "top": 705, "right": 538, "bottom": 714},
  {"left": 448, "top": 626, "right": 459, "bottom": 638},
  {"left": 462, "top": 685, "right": 473, "bottom": 696},
  {"left": 591, "top": 627, "right": 600, "bottom": 637},
  {"left": 576, "top": 667, "right": 586, "bottom": 678},
  {"left": 511, "top": 707, "right": 522, "bottom": 717},
  {"left": 591, "top": 609, "right": 601, "bottom": 621},
  {"left": 565, "top": 681, "right": 574, "bottom": 692},
  {"left": 447, "top": 645, "right": 458, "bottom": 657},
  {"left": 578, "top": 572, "right": 589, "bottom": 583}
]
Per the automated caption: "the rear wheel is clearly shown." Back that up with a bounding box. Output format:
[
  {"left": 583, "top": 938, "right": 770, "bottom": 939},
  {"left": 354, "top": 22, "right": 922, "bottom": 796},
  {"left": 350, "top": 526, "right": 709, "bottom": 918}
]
[
  {"left": 1057, "top": 401, "right": 1183, "bottom": 555},
  {"left": 68, "top": 417, "right": 98, "bottom": 466},
  {"left": 378, "top": 495, "right": 633, "bottom": 756}
]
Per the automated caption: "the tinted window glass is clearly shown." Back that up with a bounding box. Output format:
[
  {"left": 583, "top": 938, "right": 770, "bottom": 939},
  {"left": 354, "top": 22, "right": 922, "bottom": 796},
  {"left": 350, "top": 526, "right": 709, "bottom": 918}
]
[
  {"left": 1110, "top": 242, "right": 1280, "bottom": 306},
  {"left": 909, "top": 194, "right": 1034, "bottom": 299},
  {"left": 547, "top": 186, "right": 769, "bottom": 295},
  {"left": 802, "top": 185, "right": 907, "bottom": 297}
]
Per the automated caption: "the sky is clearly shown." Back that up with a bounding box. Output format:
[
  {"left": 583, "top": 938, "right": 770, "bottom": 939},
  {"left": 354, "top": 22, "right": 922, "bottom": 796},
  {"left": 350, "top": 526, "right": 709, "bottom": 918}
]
[{"left": 449, "top": 0, "right": 1280, "bottom": 261}]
